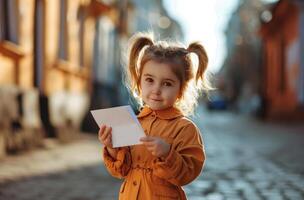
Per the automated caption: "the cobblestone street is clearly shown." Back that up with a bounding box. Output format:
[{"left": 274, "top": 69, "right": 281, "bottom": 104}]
[
  {"left": 185, "top": 107, "right": 304, "bottom": 200},
  {"left": 0, "top": 106, "right": 304, "bottom": 200}
]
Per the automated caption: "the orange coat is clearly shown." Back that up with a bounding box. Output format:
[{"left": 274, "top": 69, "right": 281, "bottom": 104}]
[{"left": 102, "top": 106, "right": 205, "bottom": 200}]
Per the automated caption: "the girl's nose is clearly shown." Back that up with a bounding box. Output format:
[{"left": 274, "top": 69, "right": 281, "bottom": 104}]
[{"left": 152, "top": 84, "right": 161, "bottom": 95}]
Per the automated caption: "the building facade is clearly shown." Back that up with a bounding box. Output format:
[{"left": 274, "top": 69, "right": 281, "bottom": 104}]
[
  {"left": 259, "top": 0, "right": 304, "bottom": 119},
  {"left": 0, "top": 0, "right": 118, "bottom": 156},
  {"left": 220, "top": 0, "right": 264, "bottom": 114}
]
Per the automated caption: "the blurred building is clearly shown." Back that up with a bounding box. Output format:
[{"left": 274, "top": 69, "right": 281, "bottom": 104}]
[
  {"left": 220, "top": 0, "right": 264, "bottom": 114},
  {"left": 259, "top": 0, "right": 304, "bottom": 120},
  {"left": 0, "top": 0, "right": 119, "bottom": 156},
  {"left": 82, "top": 0, "right": 131, "bottom": 133},
  {"left": 130, "top": 0, "right": 183, "bottom": 41}
]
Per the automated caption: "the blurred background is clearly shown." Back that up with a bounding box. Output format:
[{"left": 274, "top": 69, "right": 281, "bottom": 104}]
[{"left": 0, "top": 0, "right": 304, "bottom": 199}]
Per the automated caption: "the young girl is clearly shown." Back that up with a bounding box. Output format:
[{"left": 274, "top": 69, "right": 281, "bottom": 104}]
[{"left": 98, "top": 32, "right": 211, "bottom": 200}]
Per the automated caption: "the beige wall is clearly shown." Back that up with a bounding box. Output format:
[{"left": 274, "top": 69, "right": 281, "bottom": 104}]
[
  {"left": 18, "top": 0, "right": 35, "bottom": 88},
  {"left": 45, "top": 0, "right": 93, "bottom": 95},
  {"left": 0, "top": 0, "right": 34, "bottom": 88},
  {"left": 0, "top": 56, "right": 15, "bottom": 85}
]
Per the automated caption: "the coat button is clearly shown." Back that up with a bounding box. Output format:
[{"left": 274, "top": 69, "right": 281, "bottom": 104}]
[
  {"left": 151, "top": 114, "right": 156, "bottom": 117},
  {"left": 133, "top": 181, "right": 137, "bottom": 186}
]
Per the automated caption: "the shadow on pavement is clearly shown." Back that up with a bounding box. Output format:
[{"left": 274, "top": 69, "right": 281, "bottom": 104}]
[{"left": 0, "top": 164, "right": 121, "bottom": 200}]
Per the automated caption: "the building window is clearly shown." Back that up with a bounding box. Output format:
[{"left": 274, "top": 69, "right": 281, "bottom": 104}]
[
  {"left": 33, "top": 0, "right": 45, "bottom": 91},
  {"left": 58, "top": 0, "right": 67, "bottom": 60},
  {"left": 77, "top": 6, "right": 85, "bottom": 67},
  {"left": 0, "top": 0, "right": 19, "bottom": 43}
]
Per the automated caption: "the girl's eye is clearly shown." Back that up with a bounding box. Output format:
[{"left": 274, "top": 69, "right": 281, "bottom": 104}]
[
  {"left": 145, "top": 78, "right": 153, "bottom": 82},
  {"left": 163, "top": 82, "right": 172, "bottom": 87}
]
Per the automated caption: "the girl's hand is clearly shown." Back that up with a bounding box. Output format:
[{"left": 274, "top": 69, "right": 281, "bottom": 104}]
[
  {"left": 140, "top": 136, "right": 171, "bottom": 158},
  {"left": 98, "top": 124, "right": 119, "bottom": 158},
  {"left": 98, "top": 124, "right": 113, "bottom": 148}
]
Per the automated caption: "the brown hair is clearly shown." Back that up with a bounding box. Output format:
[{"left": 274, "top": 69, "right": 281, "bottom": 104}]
[{"left": 125, "top": 32, "right": 213, "bottom": 115}]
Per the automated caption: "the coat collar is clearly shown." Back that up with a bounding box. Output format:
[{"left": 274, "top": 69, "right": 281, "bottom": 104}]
[{"left": 137, "top": 106, "right": 183, "bottom": 120}]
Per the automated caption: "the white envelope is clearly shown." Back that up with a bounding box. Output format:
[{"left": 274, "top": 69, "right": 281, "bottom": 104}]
[{"left": 91, "top": 105, "right": 145, "bottom": 147}]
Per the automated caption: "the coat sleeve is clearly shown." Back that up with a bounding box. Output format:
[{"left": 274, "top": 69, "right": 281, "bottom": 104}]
[
  {"left": 102, "top": 146, "right": 132, "bottom": 179},
  {"left": 152, "top": 122, "right": 206, "bottom": 186}
]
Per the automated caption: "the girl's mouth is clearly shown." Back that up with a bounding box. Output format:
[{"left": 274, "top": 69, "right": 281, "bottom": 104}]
[{"left": 150, "top": 98, "right": 162, "bottom": 102}]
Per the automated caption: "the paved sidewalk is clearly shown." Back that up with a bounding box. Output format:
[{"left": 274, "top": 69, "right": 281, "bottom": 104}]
[{"left": 0, "top": 135, "right": 122, "bottom": 200}]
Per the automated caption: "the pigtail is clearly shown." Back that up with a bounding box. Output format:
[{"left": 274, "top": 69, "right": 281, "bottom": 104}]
[
  {"left": 187, "top": 42, "right": 213, "bottom": 93},
  {"left": 187, "top": 42, "right": 208, "bottom": 82},
  {"left": 128, "top": 33, "right": 154, "bottom": 92}
]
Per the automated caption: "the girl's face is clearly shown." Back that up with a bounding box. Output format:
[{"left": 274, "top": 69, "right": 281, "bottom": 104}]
[{"left": 140, "top": 60, "right": 181, "bottom": 110}]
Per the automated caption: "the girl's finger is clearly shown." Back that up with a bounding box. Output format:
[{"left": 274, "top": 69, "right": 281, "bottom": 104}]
[
  {"left": 146, "top": 145, "right": 155, "bottom": 152},
  {"left": 140, "top": 136, "right": 155, "bottom": 142},
  {"left": 101, "top": 126, "right": 112, "bottom": 141},
  {"left": 142, "top": 142, "right": 155, "bottom": 147},
  {"left": 100, "top": 129, "right": 109, "bottom": 141},
  {"left": 104, "top": 134, "right": 112, "bottom": 146},
  {"left": 98, "top": 125, "right": 106, "bottom": 138},
  {"left": 142, "top": 141, "right": 154, "bottom": 148},
  {"left": 149, "top": 148, "right": 156, "bottom": 156},
  {"left": 105, "top": 126, "right": 112, "bottom": 135}
]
